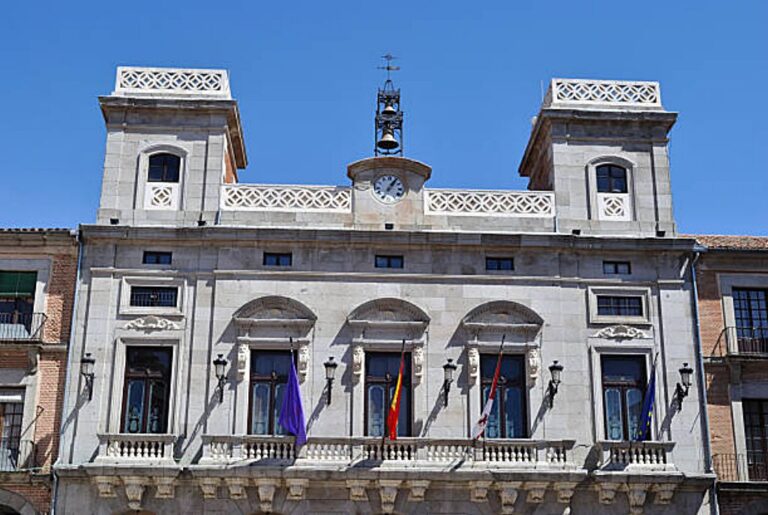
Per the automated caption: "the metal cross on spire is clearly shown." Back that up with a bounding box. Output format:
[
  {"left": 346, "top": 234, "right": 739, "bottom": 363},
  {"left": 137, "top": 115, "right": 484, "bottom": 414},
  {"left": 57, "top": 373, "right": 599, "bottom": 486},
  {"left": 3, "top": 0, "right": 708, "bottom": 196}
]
[{"left": 378, "top": 54, "right": 400, "bottom": 84}]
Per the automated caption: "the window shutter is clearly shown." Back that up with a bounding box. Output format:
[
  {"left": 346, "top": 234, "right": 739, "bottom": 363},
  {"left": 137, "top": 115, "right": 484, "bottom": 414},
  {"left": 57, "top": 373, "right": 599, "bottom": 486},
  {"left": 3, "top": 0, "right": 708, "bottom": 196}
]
[{"left": 0, "top": 272, "right": 37, "bottom": 297}]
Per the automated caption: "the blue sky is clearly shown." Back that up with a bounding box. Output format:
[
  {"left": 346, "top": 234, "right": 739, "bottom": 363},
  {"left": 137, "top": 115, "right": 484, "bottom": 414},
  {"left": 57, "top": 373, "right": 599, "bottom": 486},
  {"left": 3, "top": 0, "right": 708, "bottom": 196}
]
[{"left": 0, "top": 1, "right": 765, "bottom": 235}]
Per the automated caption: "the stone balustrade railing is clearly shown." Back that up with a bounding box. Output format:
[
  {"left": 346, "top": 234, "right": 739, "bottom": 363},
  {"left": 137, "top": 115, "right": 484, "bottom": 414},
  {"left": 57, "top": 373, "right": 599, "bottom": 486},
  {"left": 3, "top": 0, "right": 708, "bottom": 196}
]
[
  {"left": 221, "top": 184, "right": 352, "bottom": 212},
  {"left": 425, "top": 189, "right": 555, "bottom": 217},
  {"left": 543, "top": 78, "right": 662, "bottom": 109},
  {"left": 597, "top": 440, "right": 676, "bottom": 471},
  {"left": 96, "top": 433, "right": 176, "bottom": 463}
]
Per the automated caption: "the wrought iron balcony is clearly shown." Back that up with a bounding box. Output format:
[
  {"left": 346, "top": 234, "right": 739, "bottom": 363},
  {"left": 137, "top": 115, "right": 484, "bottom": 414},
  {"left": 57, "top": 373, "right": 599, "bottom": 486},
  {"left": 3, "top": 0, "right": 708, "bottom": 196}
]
[
  {"left": 713, "top": 326, "right": 768, "bottom": 358},
  {"left": 0, "top": 438, "right": 36, "bottom": 471},
  {"left": 0, "top": 312, "right": 46, "bottom": 342},
  {"left": 713, "top": 453, "right": 768, "bottom": 482}
]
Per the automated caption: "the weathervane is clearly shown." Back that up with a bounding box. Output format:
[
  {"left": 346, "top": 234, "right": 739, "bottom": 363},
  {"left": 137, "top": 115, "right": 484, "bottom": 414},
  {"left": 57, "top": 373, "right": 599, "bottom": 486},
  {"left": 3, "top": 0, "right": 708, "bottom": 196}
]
[{"left": 375, "top": 54, "right": 404, "bottom": 156}]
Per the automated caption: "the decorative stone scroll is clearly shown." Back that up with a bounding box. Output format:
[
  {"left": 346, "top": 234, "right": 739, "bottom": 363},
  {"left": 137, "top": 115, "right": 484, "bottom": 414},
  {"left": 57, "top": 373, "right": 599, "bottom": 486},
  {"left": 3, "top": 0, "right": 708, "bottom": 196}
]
[
  {"left": 467, "top": 347, "right": 480, "bottom": 384},
  {"left": 92, "top": 476, "right": 119, "bottom": 498},
  {"left": 352, "top": 345, "right": 365, "bottom": 380},
  {"left": 347, "top": 479, "right": 370, "bottom": 502},
  {"left": 236, "top": 343, "right": 249, "bottom": 380},
  {"left": 496, "top": 482, "right": 522, "bottom": 514},
  {"left": 469, "top": 480, "right": 493, "bottom": 503},
  {"left": 153, "top": 476, "right": 176, "bottom": 499},
  {"left": 254, "top": 478, "right": 280, "bottom": 513},
  {"left": 651, "top": 483, "right": 677, "bottom": 505},
  {"left": 121, "top": 476, "right": 148, "bottom": 511},
  {"left": 598, "top": 482, "right": 621, "bottom": 504},
  {"left": 225, "top": 478, "right": 249, "bottom": 500},
  {"left": 198, "top": 477, "right": 221, "bottom": 499},
  {"left": 286, "top": 478, "right": 309, "bottom": 501},
  {"left": 407, "top": 480, "right": 430, "bottom": 502},
  {"left": 593, "top": 325, "right": 649, "bottom": 340},
  {"left": 524, "top": 481, "right": 549, "bottom": 504},
  {"left": 378, "top": 479, "right": 402, "bottom": 513},
  {"left": 124, "top": 315, "right": 181, "bottom": 331},
  {"left": 626, "top": 483, "right": 650, "bottom": 515}
]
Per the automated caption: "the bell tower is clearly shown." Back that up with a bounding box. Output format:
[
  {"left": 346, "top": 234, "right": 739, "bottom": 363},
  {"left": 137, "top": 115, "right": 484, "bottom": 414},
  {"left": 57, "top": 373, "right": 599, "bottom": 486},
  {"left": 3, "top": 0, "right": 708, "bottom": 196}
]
[{"left": 374, "top": 54, "right": 403, "bottom": 156}]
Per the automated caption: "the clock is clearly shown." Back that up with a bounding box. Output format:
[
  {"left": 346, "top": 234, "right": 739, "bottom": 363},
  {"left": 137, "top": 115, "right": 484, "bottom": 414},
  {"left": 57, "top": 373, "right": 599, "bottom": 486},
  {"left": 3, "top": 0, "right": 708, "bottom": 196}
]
[{"left": 372, "top": 175, "right": 405, "bottom": 204}]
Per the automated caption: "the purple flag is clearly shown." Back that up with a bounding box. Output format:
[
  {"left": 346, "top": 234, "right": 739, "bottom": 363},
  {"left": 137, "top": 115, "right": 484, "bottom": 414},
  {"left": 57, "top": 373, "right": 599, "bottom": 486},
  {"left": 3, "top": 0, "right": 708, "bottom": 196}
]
[{"left": 278, "top": 356, "right": 307, "bottom": 445}]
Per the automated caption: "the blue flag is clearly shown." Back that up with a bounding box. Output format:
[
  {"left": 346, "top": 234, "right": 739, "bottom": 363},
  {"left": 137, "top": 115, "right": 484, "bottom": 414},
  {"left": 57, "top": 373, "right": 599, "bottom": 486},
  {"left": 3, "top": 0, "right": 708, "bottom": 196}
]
[
  {"left": 278, "top": 356, "right": 307, "bottom": 446},
  {"left": 636, "top": 360, "right": 656, "bottom": 441}
]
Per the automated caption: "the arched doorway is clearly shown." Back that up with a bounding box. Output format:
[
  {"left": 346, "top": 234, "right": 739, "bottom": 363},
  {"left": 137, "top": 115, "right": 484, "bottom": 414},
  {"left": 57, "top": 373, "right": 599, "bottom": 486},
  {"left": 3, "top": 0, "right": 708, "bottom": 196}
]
[{"left": 0, "top": 488, "right": 36, "bottom": 515}]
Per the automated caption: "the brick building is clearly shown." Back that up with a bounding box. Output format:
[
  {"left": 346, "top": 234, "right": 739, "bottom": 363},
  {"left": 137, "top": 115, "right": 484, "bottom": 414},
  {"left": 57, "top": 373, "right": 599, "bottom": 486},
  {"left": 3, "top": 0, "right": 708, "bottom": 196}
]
[
  {"left": 0, "top": 229, "right": 78, "bottom": 515},
  {"left": 695, "top": 235, "right": 768, "bottom": 515}
]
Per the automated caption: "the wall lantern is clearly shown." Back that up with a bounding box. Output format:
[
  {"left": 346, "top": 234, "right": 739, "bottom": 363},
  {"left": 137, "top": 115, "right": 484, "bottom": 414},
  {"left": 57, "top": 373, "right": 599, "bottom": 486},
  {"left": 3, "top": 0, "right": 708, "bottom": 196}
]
[
  {"left": 675, "top": 362, "right": 694, "bottom": 408},
  {"left": 80, "top": 352, "right": 96, "bottom": 401},
  {"left": 442, "top": 358, "right": 458, "bottom": 407},
  {"left": 547, "top": 360, "right": 564, "bottom": 406},
  {"left": 213, "top": 354, "right": 228, "bottom": 403},
  {"left": 324, "top": 356, "right": 338, "bottom": 405}
]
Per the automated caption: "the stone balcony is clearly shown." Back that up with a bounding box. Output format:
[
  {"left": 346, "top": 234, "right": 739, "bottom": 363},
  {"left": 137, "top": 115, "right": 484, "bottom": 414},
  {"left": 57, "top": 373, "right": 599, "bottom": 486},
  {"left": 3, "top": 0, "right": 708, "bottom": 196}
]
[
  {"left": 94, "top": 433, "right": 176, "bottom": 465},
  {"left": 596, "top": 440, "right": 677, "bottom": 472}
]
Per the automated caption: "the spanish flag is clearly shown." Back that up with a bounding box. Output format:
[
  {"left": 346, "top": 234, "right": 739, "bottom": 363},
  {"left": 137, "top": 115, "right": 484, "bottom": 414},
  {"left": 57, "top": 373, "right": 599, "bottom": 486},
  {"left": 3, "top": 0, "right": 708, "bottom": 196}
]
[{"left": 386, "top": 343, "right": 406, "bottom": 440}]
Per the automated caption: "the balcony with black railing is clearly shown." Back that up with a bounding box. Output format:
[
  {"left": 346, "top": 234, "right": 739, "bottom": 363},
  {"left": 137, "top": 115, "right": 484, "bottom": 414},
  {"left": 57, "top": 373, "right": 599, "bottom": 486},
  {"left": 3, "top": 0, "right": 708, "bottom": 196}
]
[
  {"left": 0, "top": 438, "right": 36, "bottom": 472},
  {"left": 712, "top": 326, "right": 768, "bottom": 358},
  {"left": 0, "top": 312, "right": 46, "bottom": 342},
  {"left": 713, "top": 453, "right": 768, "bottom": 482}
]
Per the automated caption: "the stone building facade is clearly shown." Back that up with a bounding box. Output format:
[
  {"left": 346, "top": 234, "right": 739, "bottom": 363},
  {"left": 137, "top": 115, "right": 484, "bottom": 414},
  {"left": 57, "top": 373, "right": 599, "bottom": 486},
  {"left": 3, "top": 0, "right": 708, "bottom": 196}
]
[
  {"left": 0, "top": 229, "right": 78, "bottom": 514},
  {"left": 695, "top": 235, "right": 768, "bottom": 515},
  {"left": 54, "top": 68, "right": 715, "bottom": 514}
]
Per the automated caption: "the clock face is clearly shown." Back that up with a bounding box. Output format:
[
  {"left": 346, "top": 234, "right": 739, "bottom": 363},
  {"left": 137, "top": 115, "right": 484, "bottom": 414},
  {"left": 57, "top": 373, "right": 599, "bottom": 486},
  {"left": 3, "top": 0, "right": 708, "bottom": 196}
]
[{"left": 373, "top": 175, "right": 405, "bottom": 204}]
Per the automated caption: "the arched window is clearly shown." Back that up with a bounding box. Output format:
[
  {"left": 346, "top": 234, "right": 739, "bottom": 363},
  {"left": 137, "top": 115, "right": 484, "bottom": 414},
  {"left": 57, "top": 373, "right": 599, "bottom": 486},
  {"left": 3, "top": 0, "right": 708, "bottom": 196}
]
[
  {"left": 147, "top": 153, "right": 180, "bottom": 183},
  {"left": 596, "top": 164, "right": 627, "bottom": 193}
]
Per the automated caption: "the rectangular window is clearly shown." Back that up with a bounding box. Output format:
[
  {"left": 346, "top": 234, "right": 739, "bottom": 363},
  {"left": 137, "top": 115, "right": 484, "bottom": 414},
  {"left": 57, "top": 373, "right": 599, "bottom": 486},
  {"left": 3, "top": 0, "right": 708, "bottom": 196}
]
[
  {"left": 129, "top": 287, "right": 178, "bottom": 307},
  {"left": 733, "top": 289, "right": 768, "bottom": 354},
  {"left": 263, "top": 252, "right": 293, "bottom": 267},
  {"left": 597, "top": 295, "right": 643, "bottom": 317},
  {"left": 121, "top": 347, "right": 172, "bottom": 434},
  {"left": 743, "top": 399, "right": 768, "bottom": 481},
  {"left": 375, "top": 255, "right": 404, "bottom": 269},
  {"left": 486, "top": 257, "right": 514, "bottom": 271},
  {"left": 603, "top": 261, "right": 631, "bottom": 275},
  {"left": 249, "top": 350, "right": 293, "bottom": 435},
  {"left": 0, "top": 271, "right": 37, "bottom": 336},
  {"left": 601, "top": 355, "right": 646, "bottom": 441},
  {"left": 0, "top": 389, "right": 24, "bottom": 471},
  {"left": 480, "top": 354, "right": 527, "bottom": 438},
  {"left": 142, "top": 251, "right": 172, "bottom": 265},
  {"left": 365, "top": 352, "right": 411, "bottom": 437}
]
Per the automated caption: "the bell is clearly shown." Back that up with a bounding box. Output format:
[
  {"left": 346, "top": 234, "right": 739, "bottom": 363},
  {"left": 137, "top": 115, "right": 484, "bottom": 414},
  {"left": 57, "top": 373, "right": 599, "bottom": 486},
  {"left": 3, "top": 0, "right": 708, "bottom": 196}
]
[
  {"left": 382, "top": 103, "right": 397, "bottom": 116},
  {"left": 377, "top": 130, "right": 399, "bottom": 151}
]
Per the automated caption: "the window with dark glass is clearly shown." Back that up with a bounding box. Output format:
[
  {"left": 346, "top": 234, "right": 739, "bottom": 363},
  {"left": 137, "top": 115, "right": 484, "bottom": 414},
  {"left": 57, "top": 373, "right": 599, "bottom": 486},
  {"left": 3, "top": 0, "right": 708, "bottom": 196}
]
[
  {"left": 375, "top": 255, "right": 404, "bottom": 269},
  {"left": 596, "top": 165, "right": 628, "bottom": 194},
  {"left": 0, "top": 389, "right": 24, "bottom": 471},
  {"left": 263, "top": 252, "right": 292, "bottom": 267},
  {"left": 129, "top": 286, "right": 178, "bottom": 308},
  {"left": 122, "top": 347, "right": 172, "bottom": 434},
  {"left": 249, "top": 350, "right": 292, "bottom": 435},
  {"left": 0, "top": 271, "right": 36, "bottom": 334},
  {"left": 743, "top": 399, "right": 768, "bottom": 481},
  {"left": 603, "top": 261, "right": 631, "bottom": 275},
  {"left": 733, "top": 288, "right": 768, "bottom": 353},
  {"left": 365, "top": 352, "right": 411, "bottom": 437},
  {"left": 480, "top": 354, "right": 527, "bottom": 438},
  {"left": 147, "top": 153, "right": 180, "bottom": 183},
  {"left": 486, "top": 257, "right": 514, "bottom": 271},
  {"left": 602, "top": 355, "right": 646, "bottom": 441},
  {"left": 597, "top": 295, "right": 643, "bottom": 317},
  {"left": 142, "top": 251, "right": 172, "bottom": 265}
]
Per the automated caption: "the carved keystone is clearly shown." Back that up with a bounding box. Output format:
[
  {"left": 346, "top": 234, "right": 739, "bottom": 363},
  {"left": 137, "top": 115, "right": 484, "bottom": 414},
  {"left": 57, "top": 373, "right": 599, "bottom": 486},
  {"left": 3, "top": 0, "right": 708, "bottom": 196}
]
[
  {"left": 225, "top": 478, "right": 249, "bottom": 500},
  {"left": 378, "top": 479, "right": 402, "bottom": 514},
  {"left": 92, "top": 476, "right": 119, "bottom": 497},
  {"left": 286, "top": 478, "right": 309, "bottom": 501},
  {"left": 153, "top": 476, "right": 176, "bottom": 499},
  {"left": 407, "top": 480, "right": 430, "bottom": 502},
  {"left": 626, "top": 483, "right": 650, "bottom": 515},
  {"left": 198, "top": 477, "right": 221, "bottom": 499},
  {"left": 121, "top": 476, "right": 148, "bottom": 511},
  {"left": 524, "top": 481, "right": 549, "bottom": 504},
  {"left": 496, "top": 481, "right": 522, "bottom": 514},
  {"left": 254, "top": 478, "right": 281, "bottom": 513},
  {"left": 347, "top": 479, "right": 370, "bottom": 502},
  {"left": 598, "top": 482, "right": 620, "bottom": 504},
  {"left": 470, "top": 480, "right": 493, "bottom": 503}
]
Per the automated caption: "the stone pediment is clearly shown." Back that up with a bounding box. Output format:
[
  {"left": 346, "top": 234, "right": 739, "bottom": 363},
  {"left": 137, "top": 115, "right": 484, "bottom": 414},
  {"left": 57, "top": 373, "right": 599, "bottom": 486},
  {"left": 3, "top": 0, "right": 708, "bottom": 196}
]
[
  {"left": 347, "top": 298, "right": 430, "bottom": 324},
  {"left": 461, "top": 300, "right": 543, "bottom": 337},
  {"left": 234, "top": 296, "right": 316, "bottom": 323}
]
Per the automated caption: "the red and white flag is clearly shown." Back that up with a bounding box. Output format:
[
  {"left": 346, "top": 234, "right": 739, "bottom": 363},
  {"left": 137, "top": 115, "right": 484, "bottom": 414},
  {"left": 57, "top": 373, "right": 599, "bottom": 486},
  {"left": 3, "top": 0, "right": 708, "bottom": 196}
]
[{"left": 472, "top": 347, "right": 503, "bottom": 439}]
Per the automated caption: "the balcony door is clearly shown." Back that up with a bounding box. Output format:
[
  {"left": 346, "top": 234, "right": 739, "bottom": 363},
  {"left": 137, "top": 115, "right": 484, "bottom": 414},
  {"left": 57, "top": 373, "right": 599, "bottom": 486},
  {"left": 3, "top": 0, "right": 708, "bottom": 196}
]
[
  {"left": 0, "top": 272, "right": 36, "bottom": 338},
  {"left": 121, "top": 347, "right": 172, "bottom": 434},
  {"left": 733, "top": 288, "right": 768, "bottom": 354},
  {"left": 743, "top": 399, "right": 768, "bottom": 481},
  {"left": 602, "top": 355, "right": 647, "bottom": 441},
  {"left": 0, "top": 389, "right": 24, "bottom": 471}
]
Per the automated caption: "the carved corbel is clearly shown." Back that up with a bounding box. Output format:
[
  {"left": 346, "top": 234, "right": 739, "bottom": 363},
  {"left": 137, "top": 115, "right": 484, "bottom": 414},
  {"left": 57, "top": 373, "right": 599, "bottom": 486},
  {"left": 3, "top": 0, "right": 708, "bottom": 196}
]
[
  {"left": 298, "top": 343, "right": 310, "bottom": 382},
  {"left": 554, "top": 482, "right": 578, "bottom": 504},
  {"left": 598, "top": 482, "right": 620, "bottom": 504},
  {"left": 198, "top": 477, "right": 221, "bottom": 499},
  {"left": 467, "top": 347, "right": 480, "bottom": 385},
  {"left": 625, "top": 483, "right": 649, "bottom": 515},
  {"left": 347, "top": 479, "right": 370, "bottom": 502},
  {"left": 378, "top": 479, "right": 402, "bottom": 514},
  {"left": 412, "top": 346, "right": 424, "bottom": 384},
  {"left": 524, "top": 481, "right": 549, "bottom": 504},
  {"left": 286, "top": 478, "right": 309, "bottom": 501},
  {"left": 254, "top": 478, "right": 281, "bottom": 513},
  {"left": 225, "top": 477, "right": 249, "bottom": 500},
  {"left": 527, "top": 347, "right": 540, "bottom": 386},
  {"left": 121, "top": 476, "right": 148, "bottom": 511},
  {"left": 352, "top": 345, "right": 364, "bottom": 381},
  {"left": 153, "top": 476, "right": 176, "bottom": 499},
  {"left": 651, "top": 483, "right": 677, "bottom": 505},
  {"left": 407, "top": 480, "right": 430, "bottom": 502},
  {"left": 470, "top": 480, "right": 493, "bottom": 503},
  {"left": 237, "top": 343, "right": 249, "bottom": 380},
  {"left": 496, "top": 481, "right": 522, "bottom": 514},
  {"left": 92, "top": 476, "right": 119, "bottom": 497}
]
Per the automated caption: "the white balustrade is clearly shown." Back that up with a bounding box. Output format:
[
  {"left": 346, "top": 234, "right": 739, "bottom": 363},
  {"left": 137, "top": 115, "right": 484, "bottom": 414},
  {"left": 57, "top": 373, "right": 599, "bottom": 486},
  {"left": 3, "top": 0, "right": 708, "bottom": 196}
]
[
  {"left": 544, "top": 78, "right": 662, "bottom": 108},
  {"left": 363, "top": 439, "right": 418, "bottom": 461},
  {"left": 425, "top": 189, "right": 555, "bottom": 217},
  {"left": 303, "top": 439, "right": 353, "bottom": 461},
  {"left": 114, "top": 66, "right": 231, "bottom": 99},
  {"left": 97, "top": 434, "right": 175, "bottom": 462},
  {"left": 598, "top": 441, "right": 675, "bottom": 471},
  {"left": 221, "top": 184, "right": 351, "bottom": 212},
  {"left": 144, "top": 183, "right": 179, "bottom": 210},
  {"left": 481, "top": 441, "right": 537, "bottom": 464},
  {"left": 597, "top": 193, "right": 631, "bottom": 221}
]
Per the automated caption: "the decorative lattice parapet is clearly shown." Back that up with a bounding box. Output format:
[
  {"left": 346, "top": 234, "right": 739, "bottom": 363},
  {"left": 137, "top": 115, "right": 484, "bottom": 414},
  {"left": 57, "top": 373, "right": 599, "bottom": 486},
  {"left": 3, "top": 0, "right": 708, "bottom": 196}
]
[
  {"left": 221, "top": 184, "right": 352, "bottom": 212},
  {"left": 425, "top": 189, "right": 555, "bottom": 217},
  {"left": 113, "top": 66, "right": 231, "bottom": 99},
  {"left": 543, "top": 78, "right": 662, "bottom": 110}
]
